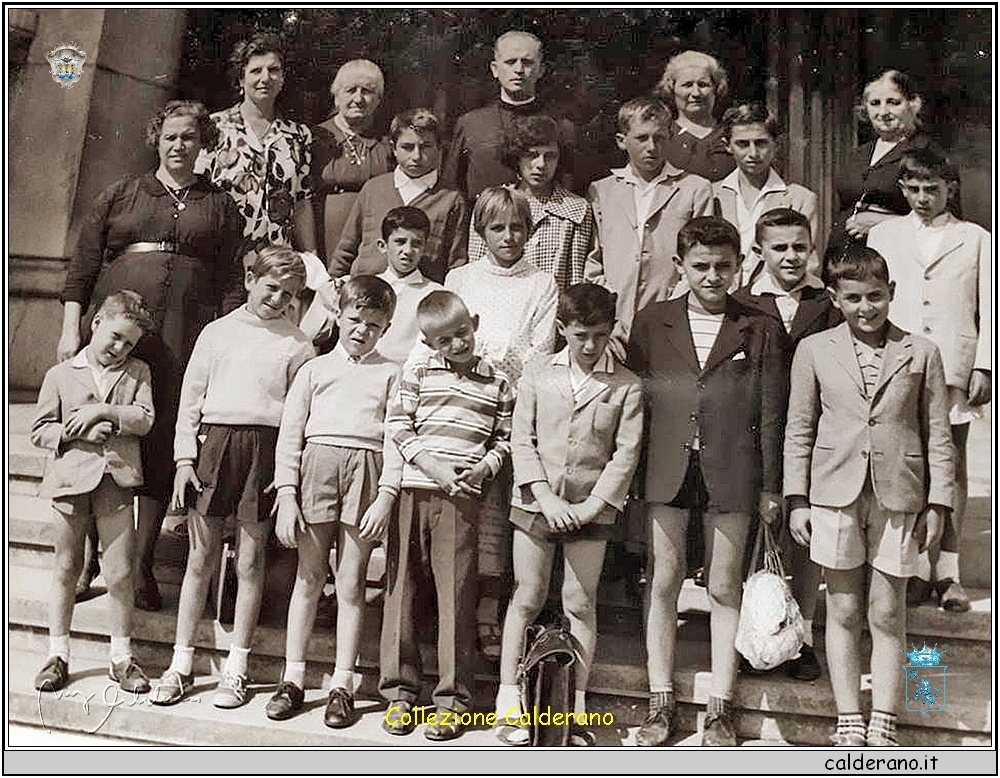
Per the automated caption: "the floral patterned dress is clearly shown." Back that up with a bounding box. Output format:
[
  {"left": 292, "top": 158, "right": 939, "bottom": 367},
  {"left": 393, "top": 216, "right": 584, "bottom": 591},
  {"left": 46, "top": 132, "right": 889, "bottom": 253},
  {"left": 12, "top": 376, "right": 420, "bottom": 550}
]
[{"left": 197, "top": 103, "right": 313, "bottom": 248}]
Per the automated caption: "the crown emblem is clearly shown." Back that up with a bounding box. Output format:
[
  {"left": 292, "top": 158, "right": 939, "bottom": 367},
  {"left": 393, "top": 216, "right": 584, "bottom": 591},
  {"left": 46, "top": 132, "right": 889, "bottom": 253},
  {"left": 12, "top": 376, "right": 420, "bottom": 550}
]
[{"left": 901, "top": 641, "right": 948, "bottom": 666}]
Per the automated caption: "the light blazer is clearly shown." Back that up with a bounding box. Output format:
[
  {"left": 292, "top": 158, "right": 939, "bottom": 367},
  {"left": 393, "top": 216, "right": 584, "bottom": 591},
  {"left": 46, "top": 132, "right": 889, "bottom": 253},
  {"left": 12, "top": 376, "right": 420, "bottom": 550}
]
[
  {"left": 627, "top": 294, "right": 787, "bottom": 512},
  {"left": 31, "top": 354, "right": 155, "bottom": 498},
  {"left": 784, "top": 322, "right": 954, "bottom": 513},
  {"left": 712, "top": 170, "right": 823, "bottom": 278},
  {"left": 867, "top": 214, "right": 991, "bottom": 389},
  {"left": 586, "top": 166, "right": 713, "bottom": 343},
  {"left": 511, "top": 352, "right": 644, "bottom": 520}
]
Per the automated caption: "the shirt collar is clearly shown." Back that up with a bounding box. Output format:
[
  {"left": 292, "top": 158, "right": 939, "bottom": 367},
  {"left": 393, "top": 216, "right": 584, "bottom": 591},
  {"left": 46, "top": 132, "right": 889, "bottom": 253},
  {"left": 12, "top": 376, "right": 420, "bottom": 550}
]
[
  {"left": 394, "top": 166, "right": 438, "bottom": 196},
  {"left": 71, "top": 349, "right": 90, "bottom": 368},
  {"left": 427, "top": 350, "right": 495, "bottom": 378},
  {"left": 500, "top": 93, "right": 537, "bottom": 107},
  {"left": 333, "top": 341, "right": 379, "bottom": 364},
  {"left": 381, "top": 267, "right": 428, "bottom": 287},
  {"left": 611, "top": 160, "right": 685, "bottom": 187},
  {"left": 527, "top": 185, "right": 588, "bottom": 225},
  {"left": 719, "top": 167, "right": 786, "bottom": 197},
  {"left": 907, "top": 210, "right": 955, "bottom": 229},
  {"left": 551, "top": 346, "right": 615, "bottom": 374},
  {"left": 750, "top": 268, "right": 824, "bottom": 298}
]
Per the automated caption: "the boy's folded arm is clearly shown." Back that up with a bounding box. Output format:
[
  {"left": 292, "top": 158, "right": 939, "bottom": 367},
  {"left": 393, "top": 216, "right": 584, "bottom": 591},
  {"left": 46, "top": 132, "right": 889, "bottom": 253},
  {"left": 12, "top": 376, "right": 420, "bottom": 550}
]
[
  {"left": 30, "top": 372, "right": 68, "bottom": 451},
  {"left": 114, "top": 364, "right": 155, "bottom": 436},
  {"left": 591, "top": 380, "right": 644, "bottom": 512}
]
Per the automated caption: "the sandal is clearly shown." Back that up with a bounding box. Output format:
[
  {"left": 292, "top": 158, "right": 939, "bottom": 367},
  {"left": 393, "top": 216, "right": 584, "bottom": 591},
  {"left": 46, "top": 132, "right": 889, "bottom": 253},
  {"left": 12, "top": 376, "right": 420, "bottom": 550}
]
[{"left": 494, "top": 723, "right": 530, "bottom": 747}]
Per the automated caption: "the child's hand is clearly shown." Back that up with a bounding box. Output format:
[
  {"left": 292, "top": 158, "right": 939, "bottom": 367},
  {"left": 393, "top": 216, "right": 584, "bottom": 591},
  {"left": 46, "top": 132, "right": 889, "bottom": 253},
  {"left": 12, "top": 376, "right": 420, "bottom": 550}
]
[
  {"left": 171, "top": 464, "right": 202, "bottom": 513},
  {"left": 274, "top": 492, "right": 305, "bottom": 548},
  {"left": 63, "top": 404, "right": 110, "bottom": 439},
  {"left": 455, "top": 461, "right": 491, "bottom": 493},
  {"left": 537, "top": 491, "right": 579, "bottom": 533},
  {"left": 759, "top": 491, "right": 782, "bottom": 526},
  {"left": 789, "top": 506, "right": 811, "bottom": 547},
  {"left": 358, "top": 492, "right": 395, "bottom": 542},
  {"left": 413, "top": 452, "right": 478, "bottom": 498},
  {"left": 968, "top": 369, "right": 991, "bottom": 406},
  {"left": 79, "top": 420, "right": 114, "bottom": 444},
  {"left": 913, "top": 504, "right": 947, "bottom": 553},
  {"left": 571, "top": 496, "right": 606, "bottom": 528}
]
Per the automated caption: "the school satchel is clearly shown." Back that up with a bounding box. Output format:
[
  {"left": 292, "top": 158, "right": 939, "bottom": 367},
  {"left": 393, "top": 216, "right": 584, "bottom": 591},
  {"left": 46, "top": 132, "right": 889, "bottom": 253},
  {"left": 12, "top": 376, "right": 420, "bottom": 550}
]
[
  {"left": 734, "top": 521, "right": 807, "bottom": 671},
  {"left": 517, "top": 619, "right": 585, "bottom": 747}
]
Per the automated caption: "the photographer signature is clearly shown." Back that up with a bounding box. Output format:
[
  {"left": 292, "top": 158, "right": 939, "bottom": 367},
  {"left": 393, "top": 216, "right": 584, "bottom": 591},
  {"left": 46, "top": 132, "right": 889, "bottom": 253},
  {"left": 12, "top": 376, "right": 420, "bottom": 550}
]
[{"left": 36, "top": 683, "right": 200, "bottom": 735}]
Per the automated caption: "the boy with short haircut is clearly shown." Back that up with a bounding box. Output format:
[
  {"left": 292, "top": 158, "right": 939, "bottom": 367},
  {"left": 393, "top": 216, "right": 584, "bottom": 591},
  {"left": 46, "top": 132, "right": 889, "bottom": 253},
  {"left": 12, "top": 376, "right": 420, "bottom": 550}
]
[
  {"left": 586, "top": 96, "right": 714, "bottom": 353},
  {"left": 152, "top": 246, "right": 314, "bottom": 709},
  {"left": 867, "top": 148, "right": 991, "bottom": 612},
  {"left": 785, "top": 246, "right": 954, "bottom": 747},
  {"left": 32, "top": 290, "right": 156, "bottom": 694},
  {"left": 329, "top": 108, "right": 468, "bottom": 284},
  {"left": 713, "top": 102, "right": 821, "bottom": 284},
  {"left": 733, "top": 207, "right": 842, "bottom": 681},
  {"left": 627, "top": 217, "right": 787, "bottom": 747},
  {"left": 494, "top": 283, "right": 643, "bottom": 747},
  {"left": 266, "top": 276, "right": 400, "bottom": 727},
  {"left": 379, "top": 290, "right": 514, "bottom": 742},
  {"left": 374, "top": 206, "right": 444, "bottom": 364}
]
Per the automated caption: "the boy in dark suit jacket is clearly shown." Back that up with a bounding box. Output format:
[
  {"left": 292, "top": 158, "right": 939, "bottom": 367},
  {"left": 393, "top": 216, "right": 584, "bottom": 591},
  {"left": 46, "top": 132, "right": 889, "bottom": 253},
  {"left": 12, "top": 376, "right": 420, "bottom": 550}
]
[
  {"left": 628, "top": 217, "right": 787, "bottom": 746},
  {"left": 733, "top": 207, "right": 842, "bottom": 680}
]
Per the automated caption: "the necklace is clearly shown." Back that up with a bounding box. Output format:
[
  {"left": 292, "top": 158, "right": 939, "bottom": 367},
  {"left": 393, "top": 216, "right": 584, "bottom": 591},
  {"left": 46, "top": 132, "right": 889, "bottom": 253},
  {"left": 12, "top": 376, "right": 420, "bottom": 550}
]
[{"left": 163, "top": 183, "right": 191, "bottom": 215}]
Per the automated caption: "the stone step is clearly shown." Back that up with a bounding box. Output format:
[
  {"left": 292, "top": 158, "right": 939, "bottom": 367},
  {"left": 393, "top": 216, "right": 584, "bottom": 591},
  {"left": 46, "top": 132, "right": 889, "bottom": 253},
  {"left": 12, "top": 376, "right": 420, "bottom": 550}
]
[{"left": 9, "top": 564, "right": 990, "bottom": 744}]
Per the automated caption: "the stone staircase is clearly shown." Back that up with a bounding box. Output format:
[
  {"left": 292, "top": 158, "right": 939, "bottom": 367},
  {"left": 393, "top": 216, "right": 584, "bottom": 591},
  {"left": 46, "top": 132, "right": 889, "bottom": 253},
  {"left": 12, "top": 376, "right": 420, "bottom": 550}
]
[{"left": 7, "top": 403, "right": 993, "bottom": 747}]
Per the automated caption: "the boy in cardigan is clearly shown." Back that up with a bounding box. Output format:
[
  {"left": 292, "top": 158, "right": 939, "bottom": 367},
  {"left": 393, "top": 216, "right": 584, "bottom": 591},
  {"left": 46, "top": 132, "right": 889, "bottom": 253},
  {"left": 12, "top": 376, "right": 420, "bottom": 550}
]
[
  {"left": 266, "top": 276, "right": 400, "bottom": 727},
  {"left": 379, "top": 290, "right": 514, "bottom": 742},
  {"left": 785, "top": 246, "right": 954, "bottom": 746},
  {"left": 329, "top": 107, "right": 468, "bottom": 285},
  {"left": 31, "top": 290, "right": 155, "bottom": 694},
  {"left": 151, "top": 246, "right": 314, "bottom": 709}
]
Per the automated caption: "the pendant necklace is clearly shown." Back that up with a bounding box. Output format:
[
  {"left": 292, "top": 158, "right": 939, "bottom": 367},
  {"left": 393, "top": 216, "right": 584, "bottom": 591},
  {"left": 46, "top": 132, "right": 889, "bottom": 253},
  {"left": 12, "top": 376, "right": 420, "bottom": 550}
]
[{"left": 163, "top": 184, "right": 191, "bottom": 216}]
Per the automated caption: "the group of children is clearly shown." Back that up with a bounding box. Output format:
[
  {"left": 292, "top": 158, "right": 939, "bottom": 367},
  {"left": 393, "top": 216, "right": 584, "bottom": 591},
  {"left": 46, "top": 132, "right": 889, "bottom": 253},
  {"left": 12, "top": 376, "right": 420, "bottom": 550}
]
[{"left": 33, "top": 86, "right": 988, "bottom": 749}]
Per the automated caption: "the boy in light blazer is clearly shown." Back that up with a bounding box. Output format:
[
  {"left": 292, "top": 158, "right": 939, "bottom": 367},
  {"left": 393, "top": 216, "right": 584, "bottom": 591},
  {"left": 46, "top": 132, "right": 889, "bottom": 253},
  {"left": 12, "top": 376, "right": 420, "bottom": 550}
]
[
  {"left": 31, "top": 290, "right": 156, "bottom": 694},
  {"left": 867, "top": 147, "right": 991, "bottom": 611},
  {"left": 785, "top": 246, "right": 954, "bottom": 747},
  {"left": 493, "top": 283, "right": 643, "bottom": 747},
  {"left": 627, "top": 217, "right": 787, "bottom": 747}
]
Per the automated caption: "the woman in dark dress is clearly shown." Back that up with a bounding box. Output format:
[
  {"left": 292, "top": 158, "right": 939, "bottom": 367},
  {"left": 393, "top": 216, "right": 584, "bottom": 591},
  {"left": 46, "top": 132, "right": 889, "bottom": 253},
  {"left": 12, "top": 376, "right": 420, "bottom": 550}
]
[
  {"left": 828, "top": 69, "right": 938, "bottom": 258},
  {"left": 657, "top": 50, "right": 735, "bottom": 182},
  {"left": 311, "top": 59, "right": 394, "bottom": 263},
  {"left": 58, "top": 101, "right": 243, "bottom": 610}
]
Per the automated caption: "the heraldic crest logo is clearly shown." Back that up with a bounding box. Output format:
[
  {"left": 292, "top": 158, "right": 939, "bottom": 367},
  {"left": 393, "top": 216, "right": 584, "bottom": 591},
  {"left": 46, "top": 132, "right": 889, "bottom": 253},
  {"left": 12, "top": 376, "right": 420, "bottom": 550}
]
[
  {"left": 901, "top": 642, "right": 948, "bottom": 715},
  {"left": 46, "top": 43, "right": 87, "bottom": 88}
]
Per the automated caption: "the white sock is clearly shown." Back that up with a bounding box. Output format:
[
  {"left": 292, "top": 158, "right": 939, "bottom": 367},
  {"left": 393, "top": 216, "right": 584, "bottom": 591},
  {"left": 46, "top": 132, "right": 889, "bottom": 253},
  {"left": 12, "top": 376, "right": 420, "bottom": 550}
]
[
  {"left": 574, "top": 689, "right": 587, "bottom": 717},
  {"left": 283, "top": 661, "right": 306, "bottom": 689},
  {"left": 109, "top": 636, "right": 131, "bottom": 664},
  {"left": 495, "top": 683, "right": 520, "bottom": 719},
  {"left": 914, "top": 550, "right": 932, "bottom": 581},
  {"left": 650, "top": 683, "right": 673, "bottom": 694},
  {"left": 225, "top": 646, "right": 250, "bottom": 676},
  {"left": 937, "top": 551, "right": 960, "bottom": 582},
  {"left": 49, "top": 634, "right": 70, "bottom": 662},
  {"left": 331, "top": 667, "right": 355, "bottom": 694},
  {"left": 802, "top": 620, "right": 815, "bottom": 647},
  {"left": 169, "top": 645, "right": 194, "bottom": 676}
]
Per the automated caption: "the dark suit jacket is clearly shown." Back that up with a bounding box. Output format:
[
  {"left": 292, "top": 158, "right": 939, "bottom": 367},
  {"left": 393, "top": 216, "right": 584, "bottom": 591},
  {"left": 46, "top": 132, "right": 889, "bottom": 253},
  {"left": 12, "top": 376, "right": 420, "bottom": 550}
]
[
  {"left": 732, "top": 277, "right": 843, "bottom": 368},
  {"left": 627, "top": 294, "right": 788, "bottom": 512}
]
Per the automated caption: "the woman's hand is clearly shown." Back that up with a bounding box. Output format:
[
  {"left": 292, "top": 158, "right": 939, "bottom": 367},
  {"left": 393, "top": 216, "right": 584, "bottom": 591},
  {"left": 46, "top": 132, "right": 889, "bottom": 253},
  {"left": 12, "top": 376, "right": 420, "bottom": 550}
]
[
  {"left": 845, "top": 210, "right": 892, "bottom": 239},
  {"left": 57, "top": 301, "right": 84, "bottom": 362}
]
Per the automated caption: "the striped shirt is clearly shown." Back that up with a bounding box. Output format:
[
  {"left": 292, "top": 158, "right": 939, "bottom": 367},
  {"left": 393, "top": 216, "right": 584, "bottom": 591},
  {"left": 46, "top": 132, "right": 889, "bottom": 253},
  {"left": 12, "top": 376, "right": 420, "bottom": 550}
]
[
  {"left": 385, "top": 351, "right": 514, "bottom": 495},
  {"left": 852, "top": 335, "right": 885, "bottom": 399},
  {"left": 687, "top": 295, "right": 725, "bottom": 369}
]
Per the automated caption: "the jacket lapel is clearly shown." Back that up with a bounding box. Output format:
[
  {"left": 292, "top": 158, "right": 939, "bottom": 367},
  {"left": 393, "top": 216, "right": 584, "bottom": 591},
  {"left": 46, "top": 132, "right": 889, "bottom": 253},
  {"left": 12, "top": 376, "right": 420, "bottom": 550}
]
[
  {"left": 662, "top": 297, "right": 701, "bottom": 373},
  {"left": 828, "top": 323, "right": 867, "bottom": 397},
  {"left": 574, "top": 371, "right": 610, "bottom": 411},
  {"left": 702, "top": 302, "right": 751, "bottom": 375},
  {"left": 789, "top": 288, "right": 830, "bottom": 342},
  {"left": 612, "top": 180, "right": 638, "bottom": 230},
  {"left": 646, "top": 180, "right": 679, "bottom": 224},
  {"left": 921, "top": 233, "right": 965, "bottom": 273},
  {"left": 872, "top": 325, "right": 914, "bottom": 400}
]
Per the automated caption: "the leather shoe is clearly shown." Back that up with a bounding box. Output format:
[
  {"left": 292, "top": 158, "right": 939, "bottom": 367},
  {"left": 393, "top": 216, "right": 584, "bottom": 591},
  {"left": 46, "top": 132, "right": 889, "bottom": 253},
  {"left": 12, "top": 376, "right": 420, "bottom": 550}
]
[
  {"left": 938, "top": 580, "right": 970, "bottom": 612},
  {"left": 265, "top": 681, "right": 304, "bottom": 720},
  {"left": 383, "top": 699, "right": 416, "bottom": 735},
  {"left": 424, "top": 707, "right": 466, "bottom": 741},
  {"left": 34, "top": 656, "right": 69, "bottom": 692},
  {"left": 785, "top": 644, "right": 821, "bottom": 681},
  {"left": 323, "top": 687, "right": 355, "bottom": 729},
  {"left": 636, "top": 699, "right": 676, "bottom": 747},
  {"left": 906, "top": 577, "right": 934, "bottom": 607},
  {"left": 702, "top": 699, "right": 737, "bottom": 747}
]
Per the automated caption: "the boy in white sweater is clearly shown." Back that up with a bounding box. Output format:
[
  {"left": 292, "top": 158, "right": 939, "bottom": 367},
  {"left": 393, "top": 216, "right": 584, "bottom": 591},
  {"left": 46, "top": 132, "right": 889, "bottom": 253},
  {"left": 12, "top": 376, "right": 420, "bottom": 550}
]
[
  {"left": 265, "top": 276, "right": 400, "bottom": 727},
  {"left": 151, "top": 246, "right": 314, "bottom": 709}
]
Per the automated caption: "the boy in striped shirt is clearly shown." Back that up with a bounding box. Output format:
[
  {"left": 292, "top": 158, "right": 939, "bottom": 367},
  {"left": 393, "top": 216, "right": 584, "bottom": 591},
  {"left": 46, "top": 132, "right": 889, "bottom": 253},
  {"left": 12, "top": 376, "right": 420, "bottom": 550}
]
[{"left": 378, "top": 290, "right": 514, "bottom": 741}]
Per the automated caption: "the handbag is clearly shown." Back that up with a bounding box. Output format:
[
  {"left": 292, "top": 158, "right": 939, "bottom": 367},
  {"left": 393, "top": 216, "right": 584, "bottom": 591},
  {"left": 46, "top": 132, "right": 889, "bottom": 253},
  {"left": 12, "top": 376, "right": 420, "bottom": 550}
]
[
  {"left": 517, "top": 619, "right": 585, "bottom": 746},
  {"left": 734, "top": 520, "right": 807, "bottom": 671}
]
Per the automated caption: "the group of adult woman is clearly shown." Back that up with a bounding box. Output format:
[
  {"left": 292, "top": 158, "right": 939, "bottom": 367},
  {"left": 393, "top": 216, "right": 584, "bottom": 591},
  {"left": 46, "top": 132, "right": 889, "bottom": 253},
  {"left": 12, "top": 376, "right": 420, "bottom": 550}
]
[{"left": 58, "top": 30, "right": 942, "bottom": 610}]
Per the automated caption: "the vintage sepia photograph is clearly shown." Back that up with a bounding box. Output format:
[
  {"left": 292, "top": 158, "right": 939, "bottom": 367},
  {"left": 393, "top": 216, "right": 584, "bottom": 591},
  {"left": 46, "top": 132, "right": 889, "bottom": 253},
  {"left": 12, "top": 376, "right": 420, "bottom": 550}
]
[{"left": 5, "top": 5, "right": 994, "bottom": 772}]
